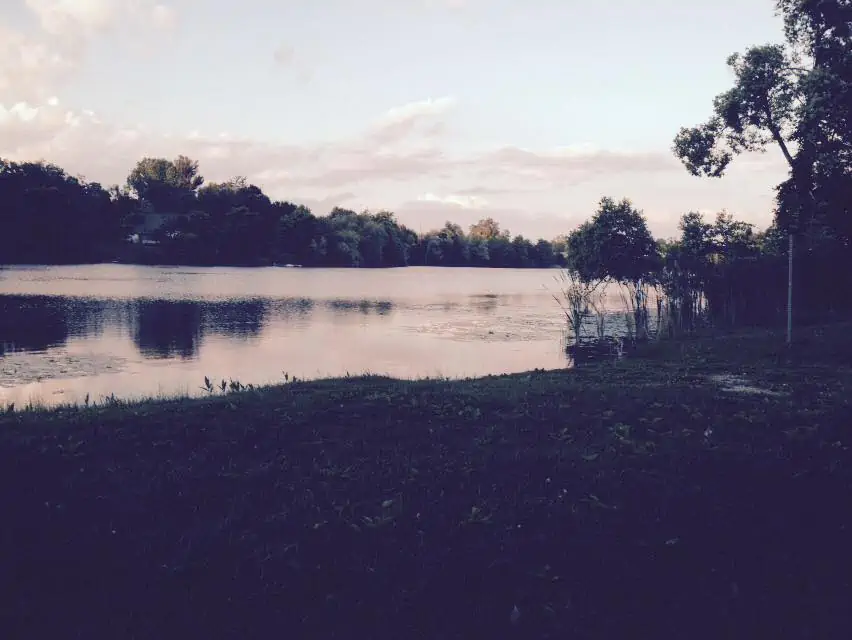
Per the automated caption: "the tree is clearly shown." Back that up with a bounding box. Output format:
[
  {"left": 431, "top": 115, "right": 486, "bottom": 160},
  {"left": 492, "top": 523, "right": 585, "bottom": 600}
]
[
  {"left": 486, "top": 234, "right": 513, "bottom": 267},
  {"left": 673, "top": 45, "right": 802, "bottom": 188},
  {"left": 777, "top": 0, "right": 852, "bottom": 167},
  {"left": 565, "top": 197, "right": 659, "bottom": 284},
  {"left": 359, "top": 221, "right": 390, "bottom": 267},
  {"left": 674, "top": 0, "right": 852, "bottom": 337},
  {"left": 276, "top": 203, "right": 318, "bottom": 265},
  {"left": 468, "top": 237, "right": 490, "bottom": 266},
  {"left": 127, "top": 155, "right": 204, "bottom": 212},
  {"left": 172, "top": 155, "right": 205, "bottom": 191},
  {"left": 533, "top": 239, "right": 556, "bottom": 267},
  {"left": 672, "top": 42, "right": 810, "bottom": 342},
  {"left": 0, "top": 153, "right": 570, "bottom": 270},
  {"left": 469, "top": 217, "right": 507, "bottom": 241},
  {"left": 774, "top": 0, "right": 852, "bottom": 244},
  {"left": 437, "top": 222, "right": 470, "bottom": 266},
  {"left": 0, "top": 159, "right": 126, "bottom": 263},
  {"left": 566, "top": 197, "right": 659, "bottom": 339}
]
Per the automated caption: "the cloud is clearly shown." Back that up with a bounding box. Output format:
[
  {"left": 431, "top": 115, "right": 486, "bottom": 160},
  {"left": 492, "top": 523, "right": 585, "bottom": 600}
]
[
  {"left": 149, "top": 4, "right": 177, "bottom": 30},
  {"left": 1, "top": 1, "right": 178, "bottom": 101},
  {"left": 394, "top": 199, "right": 582, "bottom": 240},
  {"left": 0, "top": 97, "right": 94, "bottom": 154},
  {"left": 365, "top": 97, "right": 456, "bottom": 148},
  {"left": 0, "top": 95, "right": 456, "bottom": 188},
  {"left": 296, "top": 192, "right": 359, "bottom": 213},
  {"left": 25, "top": 0, "right": 117, "bottom": 35},
  {"left": 0, "top": 24, "right": 79, "bottom": 102},
  {"left": 0, "top": 92, "right": 789, "bottom": 239},
  {"left": 418, "top": 192, "right": 489, "bottom": 209},
  {"left": 25, "top": 0, "right": 176, "bottom": 34},
  {"left": 466, "top": 145, "right": 682, "bottom": 187}
]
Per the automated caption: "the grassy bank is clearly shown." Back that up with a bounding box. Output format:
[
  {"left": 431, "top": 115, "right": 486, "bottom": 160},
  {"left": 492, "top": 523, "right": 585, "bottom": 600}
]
[{"left": 2, "top": 325, "right": 851, "bottom": 639}]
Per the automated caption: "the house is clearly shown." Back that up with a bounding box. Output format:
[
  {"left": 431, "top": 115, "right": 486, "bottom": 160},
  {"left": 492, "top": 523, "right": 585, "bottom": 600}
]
[{"left": 127, "top": 203, "right": 189, "bottom": 244}]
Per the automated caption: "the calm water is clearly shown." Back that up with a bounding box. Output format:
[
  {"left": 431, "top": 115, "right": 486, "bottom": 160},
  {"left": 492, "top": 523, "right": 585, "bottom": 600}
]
[{"left": 0, "top": 264, "right": 621, "bottom": 407}]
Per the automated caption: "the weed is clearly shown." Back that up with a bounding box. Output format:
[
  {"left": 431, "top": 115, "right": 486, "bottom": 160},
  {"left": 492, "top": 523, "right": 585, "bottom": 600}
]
[{"left": 1, "top": 323, "right": 851, "bottom": 639}]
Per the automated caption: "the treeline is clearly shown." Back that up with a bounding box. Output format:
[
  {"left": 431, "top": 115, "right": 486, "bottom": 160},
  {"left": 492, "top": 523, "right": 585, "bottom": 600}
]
[
  {"left": 562, "top": 0, "right": 852, "bottom": 334},
  {"left": 0, "top": 161, "right": 136, "bottom": 264},
  {"left": 668, "top": 0, "right": 852, "bottom": 329},
  {"left": 0, "top": 157, "right": 568, "bottom": 269},
  {"left": 2, "top": 0, "right": 850, "bottom": 333}
]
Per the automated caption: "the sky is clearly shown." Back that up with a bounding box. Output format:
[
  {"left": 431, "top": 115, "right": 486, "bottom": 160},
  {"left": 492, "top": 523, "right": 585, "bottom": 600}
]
[{"left": 0, "top": 0, "right": 793, "bottom": 240}]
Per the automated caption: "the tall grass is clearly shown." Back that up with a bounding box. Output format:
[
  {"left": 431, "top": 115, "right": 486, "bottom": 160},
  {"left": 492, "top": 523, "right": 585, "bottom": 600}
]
[
  {"left": 551, "top": 269, "right": 605, "bottom": 346},
  {"left": 617, "top": 280, "right": 653, "bottom": 341}
]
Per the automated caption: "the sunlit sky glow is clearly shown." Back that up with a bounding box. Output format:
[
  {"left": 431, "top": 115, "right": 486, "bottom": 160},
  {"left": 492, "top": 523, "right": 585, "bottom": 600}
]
[{"left": 1, "top": 0, "right": 792, "bottom": 239}]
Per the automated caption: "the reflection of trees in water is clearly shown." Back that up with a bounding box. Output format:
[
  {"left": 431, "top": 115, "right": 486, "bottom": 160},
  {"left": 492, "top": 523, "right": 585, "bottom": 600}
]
[
  {"left": 201, "top": 299, "right": 269, "bottom": 339},
  {"left": 469, "top": 294, "right": 499, "bottom": 312},
  {"left": 132, "top": 300, "right": 204, "bottom": 360},
  {"left": 468, "top": 293, "right": 541, "bottom": 313},
  {"left": 267, "top": 298, "right": 315, "bottom": 321},
  {"left": 0, "top": 296, "right": 69, "bottom": 355},
  {"left": 0, "top": 296, "right": 107, "bottom": 355},
  {"left": 325, "top": 299, "right": 395, "bottom": 316},
  {"left": 1, "top": 294, "right": 397, "bottom": 361},
  {"left": 64, "top": 298, "right": 110, "bottom": 338},
  {"left": 131, "top": 298, "right": 272, "bottom": 359}
]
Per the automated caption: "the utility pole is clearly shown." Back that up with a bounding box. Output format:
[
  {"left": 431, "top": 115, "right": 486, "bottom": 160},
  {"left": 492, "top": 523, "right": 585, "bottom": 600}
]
[{"left": 787, "top": 232, "right": 793, "bottom": 346}]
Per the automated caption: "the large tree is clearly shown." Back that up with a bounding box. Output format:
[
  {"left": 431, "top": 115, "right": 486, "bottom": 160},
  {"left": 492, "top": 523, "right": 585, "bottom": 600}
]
[
  {"left": 672, "top": 0, "right": 852, "bottom": 339},
  {"left": 566, "top": 197, "right": 659, "bottom": 339},
  {"left": 565, "top": 197, "right": 659, "bottom": 284},
  {"left": 127, "top": 155, "right": 204, "bottom": 212},
  {"left": 0, "top": 159, "right": 121, "bottom": 263},
  {"left": 672, "top": 44, "right": 804, "bottom": 205},
  {"left": 674, "top": 0, "right": 851, "bottom": 238},
  {"left": 775, "top": 0, "right": 852, "bottom": 242},
  {"left": 469, "top": 217, "right": 507, "bottom": 241}
]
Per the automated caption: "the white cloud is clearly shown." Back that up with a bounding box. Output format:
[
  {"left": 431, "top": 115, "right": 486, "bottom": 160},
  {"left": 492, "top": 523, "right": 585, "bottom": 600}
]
[
  {"left": 0, "top": 1, "right": 178, "bottom": 102},
  {"left": 0, "top": 25, "right": 78, "bottom": 102},
  {"left": 25, "top": 0, "right": 117, "bottom": 35},
  {"left": 419, "top": 193, "right": 489, "bottom": 209},
  {"left": 25, "top": 0, "right": 177, "bottom": 34},
  {"left": 379, "top": 97, "right": 456, "bottom": 125},
  {"left": 365, "top": 97, "right": 457, "bottom": 149},
  {"left": 394, "top": 199, "right": 580, "bottom": 240},
  {"left": 0, "top": 93, "right": 789, "bottom": 239},
  {"left": 149, "top": 3, "right": 177, "bottom": 30}
]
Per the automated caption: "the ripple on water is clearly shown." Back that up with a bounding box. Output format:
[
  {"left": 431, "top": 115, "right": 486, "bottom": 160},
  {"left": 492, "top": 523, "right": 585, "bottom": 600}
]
[
  {"left": 0, "top": 351, "right": 128, "bottom": 388},
  {"left": 408, "top": 313, "right": 565, "bottom": 342}
]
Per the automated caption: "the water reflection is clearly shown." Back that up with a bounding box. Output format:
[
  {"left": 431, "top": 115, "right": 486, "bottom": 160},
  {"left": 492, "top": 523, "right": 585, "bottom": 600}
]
[
  {"left": 0, "top": 296, "right": 71, "bottom": 355},
  {"left": 0, "top": 266, "right": 574, "bottom": 407},
  {"left": 132, "top": 300, "right": 205, "bottom": 360},
  {"left": 325, "top": 299, "right": 395, "bottom": 316},
  {"left": 201, "top": 299, "right": 269, "bottom": 338},
  {"left": 0, "top": 295, "right": 401, "bottom": 361}
]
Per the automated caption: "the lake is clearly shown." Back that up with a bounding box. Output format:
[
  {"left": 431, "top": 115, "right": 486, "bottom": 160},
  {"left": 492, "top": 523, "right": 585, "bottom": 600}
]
[{"left": 0, "top": 264, "right": 626, "bottom": 408}]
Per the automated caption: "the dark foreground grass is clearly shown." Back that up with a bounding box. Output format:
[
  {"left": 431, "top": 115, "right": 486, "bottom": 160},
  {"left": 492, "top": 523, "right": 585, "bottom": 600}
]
[{"left": 1, "top": 325, "right": 852, "bottom": 639}]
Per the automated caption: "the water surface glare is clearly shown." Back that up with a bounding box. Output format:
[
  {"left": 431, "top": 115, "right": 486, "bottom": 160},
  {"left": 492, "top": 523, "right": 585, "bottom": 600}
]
[{"left": 0, "top": 264, "right": 611, "bottom": 407}]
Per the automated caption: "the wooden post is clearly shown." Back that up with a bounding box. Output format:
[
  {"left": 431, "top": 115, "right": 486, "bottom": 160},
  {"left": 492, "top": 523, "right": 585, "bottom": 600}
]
[{"left": 787, "top": 232, "right": 793, "bottom": 345}]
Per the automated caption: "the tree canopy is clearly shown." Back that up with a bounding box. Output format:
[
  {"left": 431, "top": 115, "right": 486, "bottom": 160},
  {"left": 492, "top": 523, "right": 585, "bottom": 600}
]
[
  {"left": 565, "top": 197, "right": 660, "bottom": 284},
  {"left": 0, "top": 155, "right": 569, "bottom": 269},
  {"left": 674, "top": 0, "right": 852, "bottom": 242}
]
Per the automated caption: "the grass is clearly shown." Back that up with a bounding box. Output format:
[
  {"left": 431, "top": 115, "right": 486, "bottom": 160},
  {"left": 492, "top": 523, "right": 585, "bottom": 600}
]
[{"left": 1, "top": 324, "right": 852, "bottom": 639}]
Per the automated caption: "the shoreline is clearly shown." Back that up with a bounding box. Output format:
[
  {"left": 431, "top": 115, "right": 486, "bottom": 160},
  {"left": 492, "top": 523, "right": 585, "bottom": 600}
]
[{"left": 2, "top": 323, "right": 851, "bottom": 638}]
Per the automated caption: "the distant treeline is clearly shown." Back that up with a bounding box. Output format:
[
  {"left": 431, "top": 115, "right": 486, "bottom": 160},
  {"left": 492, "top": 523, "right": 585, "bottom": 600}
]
[{"left": 0, "top": 157, "right": 568, "bottom": 269}]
